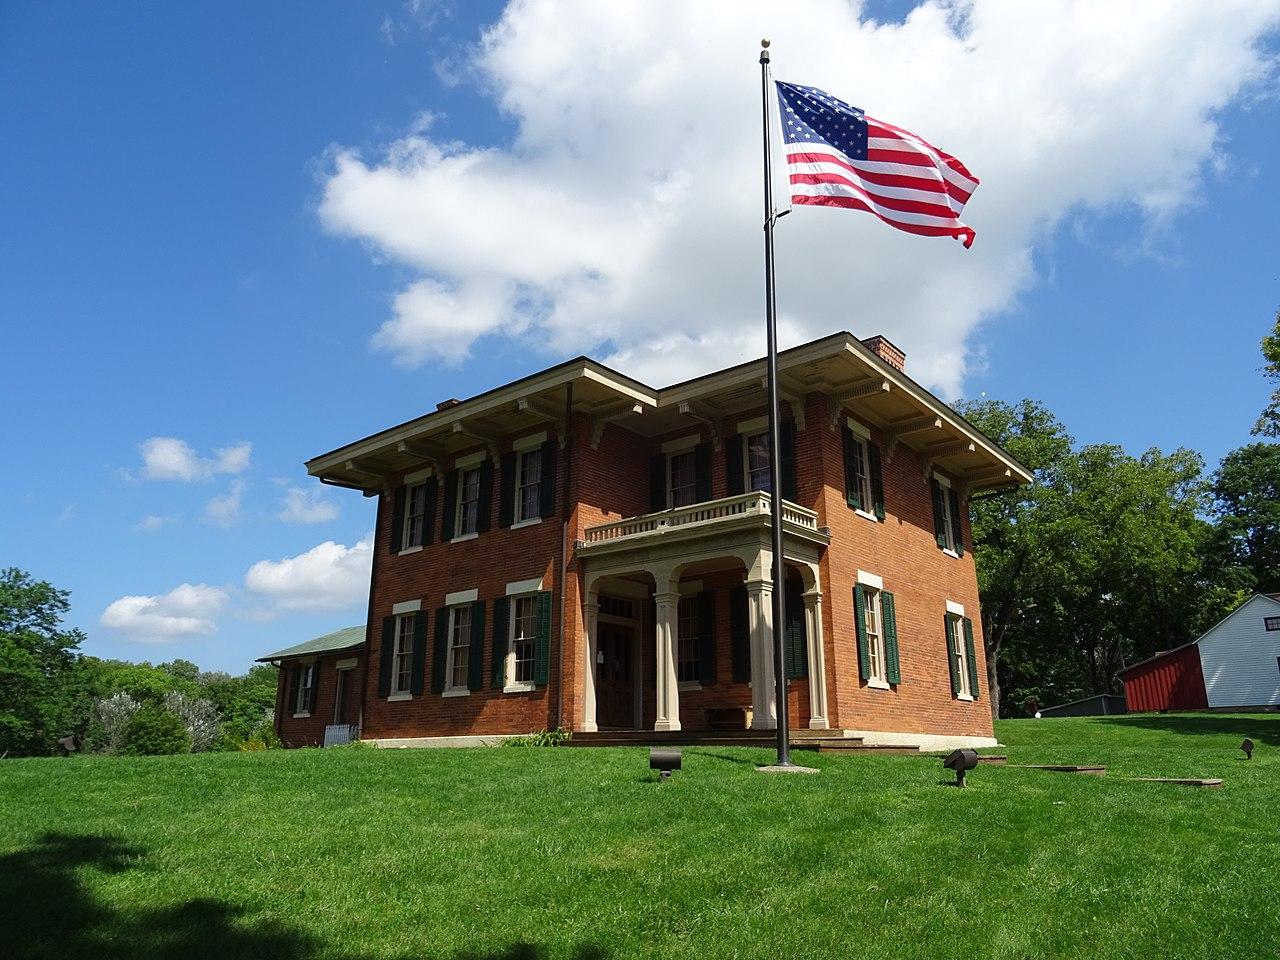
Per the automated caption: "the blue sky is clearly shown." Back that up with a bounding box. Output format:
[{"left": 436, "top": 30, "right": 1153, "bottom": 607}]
[{"left": 2, "top": 1, "right": 1277, "bottom": 672}]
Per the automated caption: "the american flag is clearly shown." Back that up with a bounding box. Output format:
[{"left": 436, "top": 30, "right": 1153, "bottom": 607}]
[{"left": 776, "top": 81, "right": 979, "bottom": 248}]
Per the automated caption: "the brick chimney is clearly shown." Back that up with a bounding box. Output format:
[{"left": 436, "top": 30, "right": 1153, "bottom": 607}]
[
  {"left": 861, "top": 335, "right": 905, "bottom": 372},
  {"left": 436, "top": 398, "right": 461, "bottom": 411}
]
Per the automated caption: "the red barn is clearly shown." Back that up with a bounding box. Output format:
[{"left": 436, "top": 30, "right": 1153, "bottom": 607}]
[{"left": 1119, "top": 642, "right": 1208, "bottom": 712}]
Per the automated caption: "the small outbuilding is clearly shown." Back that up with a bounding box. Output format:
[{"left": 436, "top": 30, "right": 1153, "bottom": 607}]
[
  {"left": 1120, "top": 593, "right": 1280, "bottom": 712},
  {"left": 257, "top": 625, "right": 366, "bottom": 747}
]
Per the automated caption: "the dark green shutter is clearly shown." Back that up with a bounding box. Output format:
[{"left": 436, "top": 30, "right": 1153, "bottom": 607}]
[
  {"left": 441, "top": 470, "right": 459, "bottom": 541},
  {"left": 780, "top": 419, "right": 798, "bottom": 502},
  {"left": 390, "top": 486, "right": 407, "bottom": 554},
  {"left": 854, "top": 585, "right": 870, "bottom": 681},
  {"left": 842, "top": 426, "right": 861, "bottom": 510},
  {"left": 410, "top": 611, "right": 427, "bottom": 695},
  {"left": 476, "top": 459, "right": 494, "bottom": 533},
  {"left": 649, "top": 454, "right": 667, "bottom": 511},
  {"left": 868, "top": 442, "right": 885, "bottom": 521},
  {"left": 693, "top": 442, "right": 712, "bottom": 503},
  {"left": 945, "top": 615, "right": 960, "bottom": 696},
  {"left": 697, "top": 590, "right": 716, "bottom": 685},
  {"left": 949, "top": 487, "right": 965, "bottom": 556},
  {"left": 378, "top": 616, "right": 395, "bottom": 697},
  {"left": 882, "top": 591, "right": 901, "bottom": 684},
  {"left": 288, "top": 664, "right": 302, "bottom": 713},
  {"left": 538, "top": 439, "right": 557, "bottom": 518},
  {"left": 468, "top": 601, "right": 486, "bottom": 691},
  {"left": 498, "top": 451, "right": 516, "bottom": 528},
  {"left": 491, "top": 597, "right": 510, "bottom": 689},
  {"left": 784, "top": 579, "right": 806, "bottom": 679},
  {"left": 729, "top": 586, "right": 751, "bottom": 682},
  {"left": 930, "top": 478, "right": 948, "bottom": 549},
  {"left": 307, "top": 662, "right": 321, "bottom": 712},
  {"left": 431, "top": 607, "right": 449, "bottom": 693},
  {"left": 963, "top": 617, "right": 979, "bottom": 699},
  {"left": 422, "top": 476, "right": 438, "bottom": 545},
  {"left": 533, "top": 591, "right": 552, "bottom": 685},
  {"left": 725, "top": 433, "right": 745, "bottom": 496}
]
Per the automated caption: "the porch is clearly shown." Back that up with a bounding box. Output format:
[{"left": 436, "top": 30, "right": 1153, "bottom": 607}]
[{"left": 575, "top": 491, "right": 832, "bottom": 734}]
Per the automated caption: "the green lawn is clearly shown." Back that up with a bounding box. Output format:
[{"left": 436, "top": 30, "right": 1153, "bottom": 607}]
[{"left": 2, "top": 714, "right": 1277, "bottom": 960}]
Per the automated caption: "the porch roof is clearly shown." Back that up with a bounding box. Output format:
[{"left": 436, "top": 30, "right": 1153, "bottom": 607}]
[{"left": 256, "top": 625, "right": 366, "bottom": 663}]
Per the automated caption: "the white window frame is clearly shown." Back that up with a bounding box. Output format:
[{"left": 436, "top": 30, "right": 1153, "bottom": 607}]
[
  {"left": 454, "top": 464, "right": 483, "bottom": 540},
  {"left": 862, "top": 586, "right": 888, "bottom": 689},
  {"left": 935, "top": 472, "right": 959, "bottom": 556},
  {"left": 513, "top": 447, "right": 543, "bottom": 526},
  {"left": 668, "top": 448, "right": 698, "bottom": 508},
  {"left": 389, "top": 613, "right": 416, "bottom": 700},
  {"left": 505, "top": 593, "right": 539, "bottom": 693},
  {"left": 444, "top": 603, "right": 473, "bottom": 695},
  {"left": 294, "top": 662, "right": 315, "bottom": 717},
  {"left": 676, "top": 596, "right": 702, "bottom": 689},
  {"left": 847, "top": 418, "right": 879, "bottom": 523},
  {"left": 948, "top": 611, "right": 973, "bottom": 701},
  {"left": 744, "top": 430, "right": 771, "bottom": 493}
]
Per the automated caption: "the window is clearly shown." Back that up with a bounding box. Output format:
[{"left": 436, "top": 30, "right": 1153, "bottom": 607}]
[
  {"left": 848, "top": 434, "right": 871, "bottom": 513},
  {"left": 745, "top": 431, "right": 771, "bottom": 492},
  {"left": 391, "top": 614, "right": 415, "bottom": 695},
  {"left": 402, "top": 482, "right": 428, "bottom": 549},
  {"left": 295, "top": 663, "right": 315, "bottom": 714},
  {"left": 948, "top": 615, "right": 971, "bottom": 698},
  {"left": 1266, "top": 616, "right": 1280, "bottom": 632},
  {"left": 515, "top": 448, "right": 542, "bottom": 523},
  {"left": 509, "top": 595, "right": 538, "bottom": 684},
  {"left": 446, "top": 604, "right": 472, "bottom": 691},
  {"left": 456, "top": 466, "right": 482, "bottom": 537},
  {"left": 668, "top": 450, "right": 697, "bottom": 507},
  {"left": 938, "top": 479, "right": 957, "bottom": 553},
  {"left": 863, "top": 587, "right": 886, "bottom": 684},
  {"left": 677, "top": 597, "right": 701, "bottom": 683}
]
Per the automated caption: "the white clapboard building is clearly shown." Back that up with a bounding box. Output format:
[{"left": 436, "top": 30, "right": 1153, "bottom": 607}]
[{"left": 1197, "top": 593, "right": 1280, "bottom": 709}]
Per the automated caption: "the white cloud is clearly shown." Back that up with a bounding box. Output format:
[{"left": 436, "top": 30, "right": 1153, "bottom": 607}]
[
  {"left": 204, "top": 480, "right": 246, "bottom": 527},
  {"left": 278, "top": 485, "right": 341, "bottom": 524},
  {"left": 100, "top": 583, "right": 229, "bottom": 643},
  {"left": 139, "top": 437, "right": 252, "bottom": 482},
  {"left": 134, "top": 514, "right": 174, "bottom": 532},
  {"left": 318, "top": 0, "right": 1280, "bottom": 397},
  {"left": 244, "top": 534, "right": 373, "bottom": 614}
]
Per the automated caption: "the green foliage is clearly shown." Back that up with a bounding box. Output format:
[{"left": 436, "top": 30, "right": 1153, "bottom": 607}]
[
  {"left": 120, "top": 706, "right": 191, "bottom": 756},
  {"left": 0, "top": 568, "right": 84, "bottom": 756},
  {"left": 1252, "top": 307, "right": 1280, "bottom": 437},
  {"left": 501, "top": 728, "right": 572, "bottom": 747},
  {"left": 1213, "top": 442, "right": 1280, "bottom": 593}
]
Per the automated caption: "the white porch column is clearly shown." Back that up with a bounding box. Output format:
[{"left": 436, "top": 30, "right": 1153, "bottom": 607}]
[
  {"left": 804, "top": 588, "right": 829, "bottom": 730},
  {"left": 581, "top": 590, "right": 599, "bottom": 733},
  {"left": 745, "top": 576, "right": 777, "bottom": 730},
  {"left": 653, "top": 588, "right": 682, "bottom": 731}
]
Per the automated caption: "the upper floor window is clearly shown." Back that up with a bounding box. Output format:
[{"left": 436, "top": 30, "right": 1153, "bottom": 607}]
[
  {"left": 403, "top": 482, "right": 428, "bottom": 548},
  {"left": 677, "top": 597, "right": 702, "bottom": 683},
  {"left": 295, "top": 663, "right": 315, "bottom": 715},
  {"left": 745, "top": 431, "right": 771, "bottom": 492},
  {"left": 931, "top": 475, "right": 963, "bottom": 555},
  {"left": 515, "top": 448, "right": 542, "bottom": 523},
  {"left": 446, "top": 604, "right": 473, "bottom": 692},
  {"left": 457, "top": 466, "right": 482, "bottom": 537},
  {"left": 392, "top": 614, "right": 415, "bottom": 696},
  {"left": 669, "top": 449, "right": 697, "bottom": 507},
  {"left": 1265, "top": 616, "right": 1280, "bottom": 632}
]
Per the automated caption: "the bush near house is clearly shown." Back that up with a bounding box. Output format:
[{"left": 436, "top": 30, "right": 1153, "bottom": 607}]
[{"left": 2, "top": 714, "right": 1278, "bottom": 960}]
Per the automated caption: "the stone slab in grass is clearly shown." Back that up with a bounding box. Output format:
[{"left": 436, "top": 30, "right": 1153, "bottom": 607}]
[
  {"left": 977, "top": 754, "right": 1008, "bottom": 765},
  {"left": 1009, "top": 764, "right": 1107, "bottom": 774},
  {"left": 1134, "top": 777, "right": 1223, "bottom": 788}
]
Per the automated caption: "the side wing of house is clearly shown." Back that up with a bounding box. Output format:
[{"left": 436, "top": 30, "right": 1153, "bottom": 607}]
[{"left": 1197, "top": 595, "right": 1280, "bottom": 709}]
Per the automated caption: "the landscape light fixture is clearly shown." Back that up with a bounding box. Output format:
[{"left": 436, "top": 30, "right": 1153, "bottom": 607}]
[
  {"left": 1242, "top": 738, "right": 1255, "bottom": 760},
  {"left": 943, "top": 748, "right": 980, "bottom": 788},
  {"left": 650, "top": 748, "right": 682, "bottom": 781}
]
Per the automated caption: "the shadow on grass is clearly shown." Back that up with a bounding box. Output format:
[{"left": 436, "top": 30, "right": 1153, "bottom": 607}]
[
  {"left": 1091, "top": 713, "right": 1280, "bottom": 746},
  {"left": 2, "top": 832, "right": 609, "bottom": 960}
]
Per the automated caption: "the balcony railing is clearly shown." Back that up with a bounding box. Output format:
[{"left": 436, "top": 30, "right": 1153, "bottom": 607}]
[{"left": 581, "top": 491, "right": 821, "bottom": 546}]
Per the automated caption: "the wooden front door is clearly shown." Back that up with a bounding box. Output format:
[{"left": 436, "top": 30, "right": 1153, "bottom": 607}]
[
  {"left": 333, "top": 669, "right": 359, "bottom": 726},
  {"left": 596, "top": 623, "right": 637, "bottom": 728}
]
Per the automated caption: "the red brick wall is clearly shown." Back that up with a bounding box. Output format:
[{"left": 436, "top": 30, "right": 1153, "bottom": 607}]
[{"left": 276, "top": 653, "right": 366, "bottom": 748}]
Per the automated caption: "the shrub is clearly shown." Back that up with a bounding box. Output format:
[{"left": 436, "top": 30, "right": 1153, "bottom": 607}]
[
  {"left": 121, "top": 705, "right": 190, "bottom": 756},
  {"left": 161, "top": 690, "right": 221, "bottom": 752},
  {"left": 88, "top": 692, "right": 140, "bottom": 754},
  {"left": 502, "top": 728, "right": 571, "bottom": 747}
]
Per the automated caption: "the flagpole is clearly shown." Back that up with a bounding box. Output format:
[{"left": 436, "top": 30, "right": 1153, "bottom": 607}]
[{"left": 759, "top": 38, "right": 792, "bottom": 768}]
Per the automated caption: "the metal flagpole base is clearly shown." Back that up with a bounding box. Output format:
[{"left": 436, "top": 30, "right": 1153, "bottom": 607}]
[{"left": 756, "top": 763, "right": 820, "bottom": 775}]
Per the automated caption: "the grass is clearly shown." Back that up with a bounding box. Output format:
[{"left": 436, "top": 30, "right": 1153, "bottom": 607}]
[{"left": 2, "top": 713, "right": 1278, "bottom": 960}]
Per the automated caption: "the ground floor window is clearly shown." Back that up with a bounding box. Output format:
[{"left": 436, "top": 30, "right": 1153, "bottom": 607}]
[
  {"left": 677, "top": 597, "right": 700, "bottom": 683},
  {"left": 392, "top": 614, "right": 415, "bottom": 695},
  {"left": 863, "top": 587, "right": 885, "bottom": 683},
  {"left": 948, "top": 614, "right": 972, "bottom": 698},
  {"left": 510, "top": 594, "right": 537, "bottom": 684},
  {"left": 296, "top": 663, "right": 315, "bottom": 714},
  {"left": 447, "top": 605, "right": 472, "bottom": 691}
]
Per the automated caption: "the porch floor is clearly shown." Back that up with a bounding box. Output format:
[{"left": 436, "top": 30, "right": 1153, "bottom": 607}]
[{"left": 561, "top": 729, "right": 921, "bottom": 754}]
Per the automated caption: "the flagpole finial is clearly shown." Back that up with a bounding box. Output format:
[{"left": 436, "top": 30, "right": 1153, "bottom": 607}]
[{"left": 760, "top": 38, "right": 771, "bottom": 64}]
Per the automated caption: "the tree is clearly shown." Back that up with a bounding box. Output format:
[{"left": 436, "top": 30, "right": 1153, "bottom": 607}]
[
  {"left": 955, "top": 398, "right": 1074, "bottom": 718},
  {"left": 1213, "top": 443, "right": 1280, "bottom": 594},
  {"left": 1253, "top": 308, "right": 1280, "bottom": 437},
  {"left": 120, "top": 705, "right": 190, "bottom": 756},
  {"left": 0, "top": 568, "right": 84, "bottom": 756}
]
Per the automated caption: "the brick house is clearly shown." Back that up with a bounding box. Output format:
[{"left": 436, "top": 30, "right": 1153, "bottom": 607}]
[{"left": 270, "top": 331, "right": 1030, "bottom": 749}]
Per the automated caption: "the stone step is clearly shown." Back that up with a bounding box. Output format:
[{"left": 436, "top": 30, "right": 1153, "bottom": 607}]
[{"left": 1008, "top": 763, "right": 1106, "bottom": 775}]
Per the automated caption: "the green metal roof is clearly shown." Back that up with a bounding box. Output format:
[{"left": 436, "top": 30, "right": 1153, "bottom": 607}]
[{"left": 256, "top": 624, "right": 366, "bottom": 662}]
